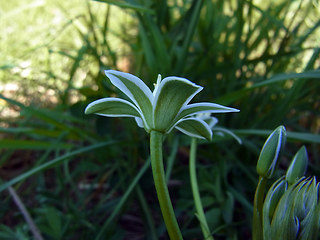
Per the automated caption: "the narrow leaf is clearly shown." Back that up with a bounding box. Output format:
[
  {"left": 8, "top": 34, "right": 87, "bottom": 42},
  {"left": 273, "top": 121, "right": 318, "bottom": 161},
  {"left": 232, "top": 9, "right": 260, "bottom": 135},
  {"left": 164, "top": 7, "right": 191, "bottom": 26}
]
[
  {"left": 216, "top": 70, "right": 320, "bottom": 105},
  {"left": 0, "top": 140, "right": 72, "bottom": 150},
  {"left": 233, "top": 129, "right": 320, "bottom": 144},
  {"left": 96, "top": 158, "right": 150, "bottom": 239},
  {"left": 92, "top": 0, "right": 153, "bottom": 12},
  {"left": 0, "top": 141, "right": 116, "bottom": 193}
]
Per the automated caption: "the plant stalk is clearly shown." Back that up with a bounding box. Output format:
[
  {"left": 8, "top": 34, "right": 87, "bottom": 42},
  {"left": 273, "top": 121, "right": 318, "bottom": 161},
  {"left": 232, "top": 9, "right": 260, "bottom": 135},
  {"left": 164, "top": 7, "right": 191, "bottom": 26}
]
[
  {"left": 150, "top": 130, "right": 183, "bottom": 240},
  {"left": 189, "top": 138, "right": 214, "bottom": 240},
  {"left": 252, "top": 176, "right": 267, "bottom": 240}
]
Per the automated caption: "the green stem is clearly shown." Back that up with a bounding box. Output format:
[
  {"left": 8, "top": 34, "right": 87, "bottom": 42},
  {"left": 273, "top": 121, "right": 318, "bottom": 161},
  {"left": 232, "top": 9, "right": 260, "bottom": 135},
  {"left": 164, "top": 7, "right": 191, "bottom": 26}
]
[
  {"left": 252, "top": 176, "right": 267, "bottom": 240},
  {"left": 150, "top": 130, "right": 183, "bottom": 240},
  {"left": 189, "top": 138, "right": 214, "bottom": 240}
]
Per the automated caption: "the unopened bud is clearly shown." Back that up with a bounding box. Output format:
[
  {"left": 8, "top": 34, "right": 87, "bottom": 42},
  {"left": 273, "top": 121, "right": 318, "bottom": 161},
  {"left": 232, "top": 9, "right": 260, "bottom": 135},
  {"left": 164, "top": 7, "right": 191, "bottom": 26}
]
[
  {"left": 256, "top": 126, "right": 286, "bottom": 178},
  {"left": 263, "top": 177, "right": 287, "bottom": 221},
  {"left": 268, "top": 177, "right": 320, "bottom": 240},
  {"left": 286, "top": 146, "right": 308, "bottom": 185}
]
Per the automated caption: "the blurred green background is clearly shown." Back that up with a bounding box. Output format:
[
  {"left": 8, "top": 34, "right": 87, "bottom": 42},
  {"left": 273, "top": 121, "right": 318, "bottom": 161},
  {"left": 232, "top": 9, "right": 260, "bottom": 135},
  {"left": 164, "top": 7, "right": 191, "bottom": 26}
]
[{"left": 0, "top": 0, "right": 319, "bottom": 239}]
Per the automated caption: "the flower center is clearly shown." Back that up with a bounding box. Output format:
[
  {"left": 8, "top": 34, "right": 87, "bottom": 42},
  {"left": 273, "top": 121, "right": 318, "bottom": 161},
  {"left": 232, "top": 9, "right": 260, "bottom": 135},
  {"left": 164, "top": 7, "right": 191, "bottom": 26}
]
[{"left": 153, "top": 74, "right": 162, "bottom": 96}]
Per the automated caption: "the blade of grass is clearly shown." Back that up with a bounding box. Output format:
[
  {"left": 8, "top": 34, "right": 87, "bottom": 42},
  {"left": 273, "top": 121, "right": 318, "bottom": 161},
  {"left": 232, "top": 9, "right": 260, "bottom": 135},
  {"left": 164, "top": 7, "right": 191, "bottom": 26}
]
[
  {"left": 175, "top": 0, "right": 203, "bottom": 74},
  {"left": 136, "top": 184, "right": 158, "bottom": 240},
  {"left": 233, "top": 129, "right": 320, "bottom": 144},
  {"left": 165, "top": 136, "right": 179, "bottom": 183},
  {"left": 95, "top": 158, "right": 150, "bottom": 240},
  {"left": 0, "top": 139, "right": 73, "bottom": 150},
  {"left": 216, "top": 69, "right": 320, "bottom": 105},
  {"left": 0, "top": 141, "right": 116, "bottom": 193},
  {"left": 137, "top": 12, "right": 170, "bottom": 76},
  {"left": 0, "top": 127, "right": 83, "bottom": 140},
  {"left": 0, "top": 94, "right": 71, "bottom": 130},
  {"left": 0, "top": 93, "right": 93, "bottom": 141},
  {"left": 92, "top": 0, "right": 153, "bottom": 13}
]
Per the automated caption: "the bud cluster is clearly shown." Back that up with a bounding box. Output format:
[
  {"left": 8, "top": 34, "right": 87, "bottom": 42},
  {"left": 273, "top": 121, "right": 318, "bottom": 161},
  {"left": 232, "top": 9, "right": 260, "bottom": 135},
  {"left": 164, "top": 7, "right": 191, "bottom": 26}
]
[{"left": 254, "top": 126, "right": 319, "bottom": 240}]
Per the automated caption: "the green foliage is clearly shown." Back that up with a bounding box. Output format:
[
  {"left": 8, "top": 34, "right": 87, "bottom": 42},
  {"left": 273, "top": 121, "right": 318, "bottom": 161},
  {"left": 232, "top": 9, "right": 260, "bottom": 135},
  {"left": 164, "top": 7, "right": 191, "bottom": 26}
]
[{"left": 0, "top": 0, "right": 319, "bottom": 239}]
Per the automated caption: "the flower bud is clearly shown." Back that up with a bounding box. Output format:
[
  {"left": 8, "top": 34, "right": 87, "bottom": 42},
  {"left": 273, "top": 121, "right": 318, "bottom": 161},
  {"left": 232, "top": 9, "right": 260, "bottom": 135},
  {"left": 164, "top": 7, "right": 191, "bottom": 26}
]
[
  {"left": 267, "top": 177, "right": 320, "bottom": 240},
  {"left": 263, "top": 177, "right": 287, "bottom": 239},
  {"left": 286, "top": 146, "right": 308, "bottom": 185},
  {"left": 263, "top": 177, "right": 287, "bottom": 222},
  {"left": 256, "top": 126, "right": 286, "bottom": 178},
  {"left": 269, "top": 177, "right": 305, "bottom": 239}
]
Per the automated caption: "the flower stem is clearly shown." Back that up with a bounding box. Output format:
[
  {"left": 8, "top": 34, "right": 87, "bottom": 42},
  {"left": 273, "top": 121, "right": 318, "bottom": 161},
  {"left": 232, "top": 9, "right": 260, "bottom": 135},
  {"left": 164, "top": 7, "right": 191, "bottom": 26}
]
[
  {"left": 252, "top": 176, "right": 267, "bottom": 240},
  {"left": 189, "top": 138, "right": 214, "bottom": 240},
  {"left": 150, "top": 130, "right": 183, "bottom": 240}
]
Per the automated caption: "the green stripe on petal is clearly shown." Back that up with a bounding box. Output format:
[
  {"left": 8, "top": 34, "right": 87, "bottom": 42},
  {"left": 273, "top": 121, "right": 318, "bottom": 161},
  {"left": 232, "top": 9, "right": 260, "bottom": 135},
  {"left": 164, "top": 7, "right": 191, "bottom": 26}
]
[
  {"left": 174, "top": 117, "right": 212, "bottom": 141},
  {"left": 153, "top": 77, "right": 202, "bottom": 132},
  {"left": 176, "top": 103, "right": 240, "bottom": 121},
  {"left": 85, "top": 97, "right": 141, "bottom": 118},
  {"left": 105, "top": 70, "right": 154, "bottom": 127}
]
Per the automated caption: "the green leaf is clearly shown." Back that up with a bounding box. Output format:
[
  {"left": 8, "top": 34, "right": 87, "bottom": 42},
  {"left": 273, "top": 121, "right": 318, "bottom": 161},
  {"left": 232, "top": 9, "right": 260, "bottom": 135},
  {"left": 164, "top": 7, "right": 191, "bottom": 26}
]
[
  {"left": 0, "top": 224, "right": 19, "bottom": 238},
  {"left": 175, "top": 117, "right": 212, "bottom": 141},
  {"left": 153, "top": 77, "right": 202, "bottom": 132},
  {"left": 45, "top": 207, "right": 62, "bottom": 239}
]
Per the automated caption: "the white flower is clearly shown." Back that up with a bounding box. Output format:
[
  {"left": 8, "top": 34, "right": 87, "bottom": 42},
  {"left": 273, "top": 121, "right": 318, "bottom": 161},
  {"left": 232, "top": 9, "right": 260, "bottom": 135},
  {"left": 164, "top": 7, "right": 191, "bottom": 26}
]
[{"left": 85, "top": 70, "right": 239, "bottom": 140}]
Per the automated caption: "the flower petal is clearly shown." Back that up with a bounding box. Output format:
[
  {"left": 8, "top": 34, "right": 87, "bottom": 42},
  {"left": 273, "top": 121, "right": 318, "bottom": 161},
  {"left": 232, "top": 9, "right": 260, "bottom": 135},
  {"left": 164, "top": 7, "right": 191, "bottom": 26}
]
[
  {"left": 174, "top": 117, "right": 212, "bottom": 141},
  {"left": 105, "top": 70, "right": 154, "bottom": 127},
  {"left": 176, "top": 102, "right": 240, "bottom": 121},
  {"left": 197, "top": 114, "right": 219, "bottom": 129},
  {"left": 85, "top": 97, "right": 141, "bottom": 118},
  {"left": 213, "top": 127, "right": 242, "bottom": 144},
  {"left": 153, "top": 77, "right": 202, "bottom": 132},
  {"left": 135, "top": 117, "right": 144, "bottom": 128}
]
